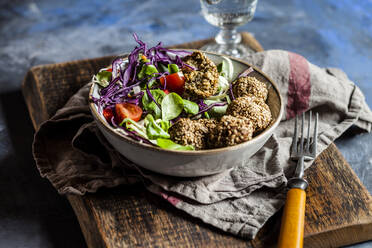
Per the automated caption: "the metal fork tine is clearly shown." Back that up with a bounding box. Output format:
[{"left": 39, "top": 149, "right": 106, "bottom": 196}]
[
  {"left": 305, "top": 111, "right": 312, "bottom": 152},
  {"left": 299, "top": 112, "right": 305, "bottom": 155},
  {"left": 292, "top": 115, "right": 298, "bottom": 155},
  {"left": 312, "top": 113, "right": 318, "bottom": 156}
]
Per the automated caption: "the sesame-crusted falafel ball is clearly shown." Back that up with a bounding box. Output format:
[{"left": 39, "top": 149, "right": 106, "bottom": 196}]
[
  {"left": 182, "top": 51, "right": 219, "bottom": 99},
  {"left": 208, "top": 115, "right": 254, "bottom": 148},
  {"left": 226, "top": 96, "right": 272, "bottom": 131},
  {"left": 198, "top": 118, "right": 217, "bottom": 132},
  {"left": 232, "top": 76, "right": 268, "bottom": 100},
  {"left": 169, "top": 118, "right": 215, "bottom": 150}
]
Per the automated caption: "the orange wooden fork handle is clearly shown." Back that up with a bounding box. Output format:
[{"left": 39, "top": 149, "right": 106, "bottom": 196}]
[{"left": 278, "top": 188, "right": 306, "bottom": 248}]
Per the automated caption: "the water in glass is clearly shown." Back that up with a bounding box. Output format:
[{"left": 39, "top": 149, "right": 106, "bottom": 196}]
[
  {"left": 200, "top": 0, "right": 258, "bottom": 57},
  {"left": 201, "top": 0, "right": 257, "bottom": 29}
]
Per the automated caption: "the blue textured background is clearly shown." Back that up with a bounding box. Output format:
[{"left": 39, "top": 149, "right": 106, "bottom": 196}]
[{"left": 0, "top": 0, "right": 371, "bottom": 247}]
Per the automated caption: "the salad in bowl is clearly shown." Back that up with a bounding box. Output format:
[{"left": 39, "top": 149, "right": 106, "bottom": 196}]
[{"left": 89, "top": 34, "right": 282, "bottom": 176}]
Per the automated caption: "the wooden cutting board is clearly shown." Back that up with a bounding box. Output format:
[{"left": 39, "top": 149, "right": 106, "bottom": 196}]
[{"left": 22, "top": 33, "right": 372, "bottom": 248}]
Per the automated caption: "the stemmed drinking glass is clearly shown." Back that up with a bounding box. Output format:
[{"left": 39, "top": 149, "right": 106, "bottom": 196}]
[{"left": 200, "top": 0, "right": 258, "bottom": 58}]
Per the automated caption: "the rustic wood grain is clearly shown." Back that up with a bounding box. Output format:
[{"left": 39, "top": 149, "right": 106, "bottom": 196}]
[{"left": 22, "top": 32, "right": 372, "bottom": 248}]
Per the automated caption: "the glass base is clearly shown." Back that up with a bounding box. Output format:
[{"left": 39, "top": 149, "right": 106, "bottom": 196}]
[{"left": 200, "top": 42, "right": 255, "bottom": 58}]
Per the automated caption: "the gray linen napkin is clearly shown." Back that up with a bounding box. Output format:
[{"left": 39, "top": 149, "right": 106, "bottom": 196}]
[{"left": 33, "top": 50, "right": 372, "bottom": 239}]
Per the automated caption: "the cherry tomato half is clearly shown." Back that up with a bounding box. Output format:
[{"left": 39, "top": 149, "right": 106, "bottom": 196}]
[
  {"left": 103, "top": 108, "right": 114, "bottom": 123},
  {"left": 115, "top": 103, "right": 143, "bottom": 123},
  {"left": 159, "top": 72, "right": 185, "bottom": 95}
]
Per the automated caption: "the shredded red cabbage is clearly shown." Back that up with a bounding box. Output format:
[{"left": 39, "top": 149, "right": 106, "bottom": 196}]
[
  {"left": 194, "top": 101, "right": 227, "bottom": 117},
  {"left": 238, "top": 66, "right": 254, "bottom": 78},
  {"left": 162, "top": 75, "right": 167, "bottom": 90},
  {"left": 96, "top": 33, "right": 192, "bottom": 112},
  {"left": 110, "top": 116, "right": 118, "bottom": 127},
  {"left": 93, "top": 33, "right": 196, "bottom": 144},
  {"left": 197, "top": 99, "right": 208, "bottom": 109},
  {"left": 146, "top": 84, "right": 161, "bottom": 109},
  {"left": 229, "top": 83, "right": 235, "bottom": 100}
]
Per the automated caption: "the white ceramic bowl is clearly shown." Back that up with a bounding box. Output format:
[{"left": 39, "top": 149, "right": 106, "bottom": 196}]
[{"left": 89, "top": 51, "right": 283, "bottom": 177}]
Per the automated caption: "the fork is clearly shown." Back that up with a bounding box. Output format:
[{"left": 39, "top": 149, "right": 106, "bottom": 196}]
[{"left": 278, "top": 111, "right": 318, "bottom": 248}]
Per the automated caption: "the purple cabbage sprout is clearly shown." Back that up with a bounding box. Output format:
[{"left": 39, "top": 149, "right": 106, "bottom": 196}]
[
  {"left": 194, "top": 100, "right": 227, "bottom": 117},
  {"left": 237, "top": 66, "right": 254, "bottom": 78},
  {"left": 228, "top": 83, "right": 235, "bottom": 101},
  {"left": 97, "top": 33, "right": 193, "bottom": 113}
]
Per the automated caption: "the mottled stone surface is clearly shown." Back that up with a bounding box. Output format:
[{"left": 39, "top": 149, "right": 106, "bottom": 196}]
[{"left": 0, "top": 0, "right": 371, "bottom": 247}]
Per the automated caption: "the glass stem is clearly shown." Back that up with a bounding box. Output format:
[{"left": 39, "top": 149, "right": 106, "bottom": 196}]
[{"left": 215, "top": 28, "right": 241, "bottom": 45}]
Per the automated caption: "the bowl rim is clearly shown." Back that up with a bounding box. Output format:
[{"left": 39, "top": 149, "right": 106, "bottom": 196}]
[{"left": 89, "top": 49, "right": 283, "bottom": 155}]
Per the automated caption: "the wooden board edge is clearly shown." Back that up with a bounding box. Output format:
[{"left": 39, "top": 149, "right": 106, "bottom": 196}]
[
  {"left": 241, "top": 32, "right": 264, "bottom": 52},
  {"left": 29, "top": 55, "right": 116, "bottom": 73},
  {"left": 330, "top": 143, "right": 372, "bottom": 205},
  {"left": 21, "top": 68, "right": 49, "bottom": 130},
  {"left": 68, "top": 195, "right": 108, "bottom": 248},
  {"left": 304, "top": 221, "right": 372, "bottom": 248},
  {"left": 302, "top": 143, "right": 372, "bottom": 245}
]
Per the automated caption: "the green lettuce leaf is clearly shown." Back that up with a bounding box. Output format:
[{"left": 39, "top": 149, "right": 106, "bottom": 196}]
[
  {"left": 145, "top": 114, "right": 170, "bottom": 139},
  {"left": 183, "top": 99, "right": 199, "bottom": 115},
  {"left": 96, "top": 70, "right": 112, "bottom": 87},
  {"left": 142, "top": 89, "right": 166, "bottom": 119},
  {"left": 204, "top": 99, "right": 228, "bottom": 118},
  {"left": 156, "top": 138, "right": 194, "bottom": 151},
  {"left": 138, "top": 64, "right": 159, "bottom": 79},
  {"left": 161, "top": 92, "right": 184, "bottom": 121},
  {"left": 217, "top": 60, "right": 228, "bottom": 78}
]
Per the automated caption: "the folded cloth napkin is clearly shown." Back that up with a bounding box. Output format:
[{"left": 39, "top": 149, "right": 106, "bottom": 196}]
[{"left": 33, "top": 50, "right": 372, "bottom": 239}]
